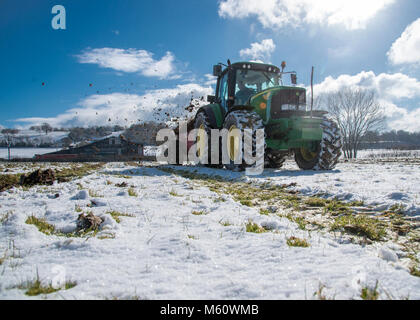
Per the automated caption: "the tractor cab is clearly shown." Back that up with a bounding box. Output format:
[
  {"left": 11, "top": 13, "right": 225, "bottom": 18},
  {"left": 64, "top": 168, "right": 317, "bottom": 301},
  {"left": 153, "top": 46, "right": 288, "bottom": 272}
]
[{"left": 208, "top": 61, "right": 300, "bottom": 112}]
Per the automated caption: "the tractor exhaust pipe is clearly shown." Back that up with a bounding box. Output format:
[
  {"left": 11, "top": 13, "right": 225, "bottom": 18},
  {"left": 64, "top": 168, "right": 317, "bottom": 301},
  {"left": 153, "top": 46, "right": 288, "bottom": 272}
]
[{"left": 310, "top": 66, "right": 314, "bottom": 118}]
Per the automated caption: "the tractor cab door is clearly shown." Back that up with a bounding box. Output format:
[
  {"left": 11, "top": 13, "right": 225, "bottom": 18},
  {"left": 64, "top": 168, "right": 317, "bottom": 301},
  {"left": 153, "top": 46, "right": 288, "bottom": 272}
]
[{"left": 217, "top": 71, "right": 229, "bottom": 112}]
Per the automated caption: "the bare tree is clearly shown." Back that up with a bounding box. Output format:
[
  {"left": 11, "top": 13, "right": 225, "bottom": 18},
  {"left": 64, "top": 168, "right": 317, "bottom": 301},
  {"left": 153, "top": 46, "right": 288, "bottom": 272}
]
[
  {"left": 41, "top": 123, "right": 53, "bottom": 135},
  {"left": 30, "top": 125, "right": 42, "bottom": 133},
  {"left": 321, "top": 88, "right": 385, "bottom": 159}
]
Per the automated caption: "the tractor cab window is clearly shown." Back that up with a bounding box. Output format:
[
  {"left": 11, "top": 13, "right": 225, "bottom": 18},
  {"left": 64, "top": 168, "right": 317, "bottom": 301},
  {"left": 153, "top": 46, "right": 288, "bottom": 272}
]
[
  {"left": 234, "top": 69, "right": 280, "bottom": 105},
  {"left": 218, "top": 72, "right": 229, "bottom": 111}
]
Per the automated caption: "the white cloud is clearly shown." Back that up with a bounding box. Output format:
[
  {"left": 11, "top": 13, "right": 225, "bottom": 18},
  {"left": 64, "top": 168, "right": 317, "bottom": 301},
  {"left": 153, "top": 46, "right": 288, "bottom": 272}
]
[
  {"left": 388, "top": 18, "right": 420, "bottom": 66},
  {"left": 239, "top": 39, "right": 276, "bottom": 62},
  {"left": 76, "top": 48, "right": 179, "bottom": 79},
  {"left": 387, "top": 106, "right": 420, "bottom": 132},
  {"left": 15, "top": 84, "right": 213, "bottom": 128},
  {"left": 219, "top": 0, "right": 395, "bottom": 30},
  {"left": 204, "top": 74, "right": 217, "bottom": 86},
  {"left": 312, "top": 71, "right": 420, "bottom": 132},
  {"left": 313, "top": 71, "right": 420, "bottom": 101}
]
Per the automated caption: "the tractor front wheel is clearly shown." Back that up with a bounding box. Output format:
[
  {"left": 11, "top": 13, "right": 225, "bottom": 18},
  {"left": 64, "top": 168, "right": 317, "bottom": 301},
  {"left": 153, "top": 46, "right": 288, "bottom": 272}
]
[
  {"left": 222, "top": 110, "right": 264, "bottom": 171},
  {"left": 194, "top": 111, "right": 220, "bottom": 167}
]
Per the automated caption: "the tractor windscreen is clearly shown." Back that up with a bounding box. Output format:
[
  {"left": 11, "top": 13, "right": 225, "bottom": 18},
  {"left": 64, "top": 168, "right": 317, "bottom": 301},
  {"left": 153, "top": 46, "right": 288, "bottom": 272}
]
[{"left": 234, "top": 69, "right": 280, "bottom": 105}]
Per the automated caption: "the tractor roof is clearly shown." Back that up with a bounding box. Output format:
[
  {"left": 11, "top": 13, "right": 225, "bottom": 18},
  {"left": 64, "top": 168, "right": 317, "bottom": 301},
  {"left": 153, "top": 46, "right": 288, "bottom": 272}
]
[{"left": 230, "top": 61, "right": 281, "bottom": 73}]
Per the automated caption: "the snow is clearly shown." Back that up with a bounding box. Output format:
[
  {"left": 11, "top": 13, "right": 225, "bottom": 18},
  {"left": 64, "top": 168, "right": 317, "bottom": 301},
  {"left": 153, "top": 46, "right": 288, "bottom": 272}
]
[
  {"left": 0, "top": 148, "right": 61, "bottom": 159},
  {"left": 171, "top": 159, "right": 420, "bottom": 216},
  {"left": 0, "top": 161, "right": 419, "bottom": 300},
  {"left": 82, "top": 131, "right": 126, "bottom": 144},
  {"left": 71, "top": 190, "right": 89, "bottom": 200},
  {"left": 379, "top": 247, "right": 399, "bottom": 263},
  {"left": 0, "top": 130, "right": 69, "bottom": 147},
  {"left": 357, "top": 149, "right": 420, "bottom": 159}
]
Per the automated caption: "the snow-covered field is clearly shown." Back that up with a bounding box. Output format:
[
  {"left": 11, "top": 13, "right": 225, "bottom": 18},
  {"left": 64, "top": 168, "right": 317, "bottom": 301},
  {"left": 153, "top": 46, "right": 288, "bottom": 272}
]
[
  {"left": 357, "top": 149, "right": 420, "bottom": 159},
  {"left": 0, "top": 159, "right": 419, "bottom": 300},
  {"left": 0, "top": 148, "right": 61, "bottom": 159},
  {"left": 181, "top": 159, "right": 420, "bottom": 216}
]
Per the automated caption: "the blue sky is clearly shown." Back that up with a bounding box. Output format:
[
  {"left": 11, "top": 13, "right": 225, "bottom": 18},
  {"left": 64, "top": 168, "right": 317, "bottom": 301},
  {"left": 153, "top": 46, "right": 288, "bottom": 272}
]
[{"left": 0, "top": 0, "right": 419, "bottom": 131}]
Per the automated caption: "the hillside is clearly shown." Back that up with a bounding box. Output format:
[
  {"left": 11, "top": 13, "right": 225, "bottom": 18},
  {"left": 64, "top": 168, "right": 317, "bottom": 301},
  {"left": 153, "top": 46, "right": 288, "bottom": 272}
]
[{"left": 0, "top": 130, "right": 70, "bottom": 148}]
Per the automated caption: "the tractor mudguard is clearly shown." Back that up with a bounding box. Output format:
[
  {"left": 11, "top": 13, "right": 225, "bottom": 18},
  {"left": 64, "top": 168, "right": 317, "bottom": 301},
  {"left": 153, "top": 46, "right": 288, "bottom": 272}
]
[
  {"left": 195, "top": 104, "right": 226, "bottom": 129},
  {"left": 227, "top": 105, "right": 254, "bottom": 114}
]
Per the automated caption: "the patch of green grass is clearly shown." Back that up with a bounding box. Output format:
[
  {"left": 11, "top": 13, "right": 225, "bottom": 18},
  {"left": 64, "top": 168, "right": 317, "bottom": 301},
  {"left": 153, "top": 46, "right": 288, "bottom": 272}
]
[
  {"left": 55, "top": 163, "right": 104, "bottom": 182},
  {"left": 280, "top": 213, "right": 308, "bottom": 230},
  {"left": 107, "top": 210, "right": 134, "bottom": 223},
  {"left": 0, "top": 173, "right": 21, "bottom": 192},
  {"left": 128, "top": 187, "right": 138, "bottom": 197},
  {"left": 282, "top": 195, "right": 304, "bottom": 210},
  {"left": 158, "top": 167, "right": 290, "bottom": 207},
  {"left": 304, "top": 197, "right": 328, "bottom": 207},
  {"left": 19, "top": 275, "right": 77, "bottom": 296},
  {"left": 324, "top": 200, "right": 351, "bottom": 215},
  {"left": 240, "top": 199, "right": 253, "bottom": 207},
  {"left": 360, "top": 281, "right": 379, "bottom": 300},
  {"left": 259, "top": 208, "right": 270, "bottom": 215},
  {"left": 390, "top": 216, "right": 411, "bottom": 235},
  {"left": 286, "top": 236, "right": 310, "bottom": 247},
  {"left": 293, "top": 216, "right": 307, "bottom": 230},
  {"left": 23, "top": 279, "right": 59, "bottom": 296},
  {"left": 25, "top": 215, "right": 55, "bottom": 235},
  {"left": 331, "top": 214, "right": 386, "bottom": 241},
  {"left": 64, "top": 280, "right": 77, "bottom": 290},
  {"left": 348, "top": 200, "right": 365, "bottom": 207},
  {"left": 187, "top": 234, "right": 198, "bottom": 240},
  {"left": 410, "top": 266, "right": 420, "bottom": 277},
  {"left": 75, "top": 205, "right": 83, "bottom": 213},
  {"left": 388, "top": 203, "right": 406, "bottom": 215},
  {"left": 245, "top": 220, "right": 267, "bottom": 233},
  {"left": 192, "top": 210, "right": 207, "bottom": 216},
  {"left": 26, "top": 215, "right": 100, "bottom": 238}
]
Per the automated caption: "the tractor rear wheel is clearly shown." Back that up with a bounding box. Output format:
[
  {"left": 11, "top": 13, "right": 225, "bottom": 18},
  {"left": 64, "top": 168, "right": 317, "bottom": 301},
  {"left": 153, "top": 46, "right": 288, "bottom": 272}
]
[
  {"left": 222, "top": 110, "right": 264, "bottom": 171},
  {"left": 294, "top": 117, "right": 342, "bottom": 170},
  {"left": 294, "top": 144, "right": 321, "bottom": 170}
]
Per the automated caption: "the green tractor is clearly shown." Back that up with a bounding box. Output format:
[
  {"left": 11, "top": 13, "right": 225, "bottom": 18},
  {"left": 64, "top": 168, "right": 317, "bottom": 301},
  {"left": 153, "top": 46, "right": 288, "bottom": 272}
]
[{"left": 182, "top": 60, "right": 342, "bottom": 171}]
